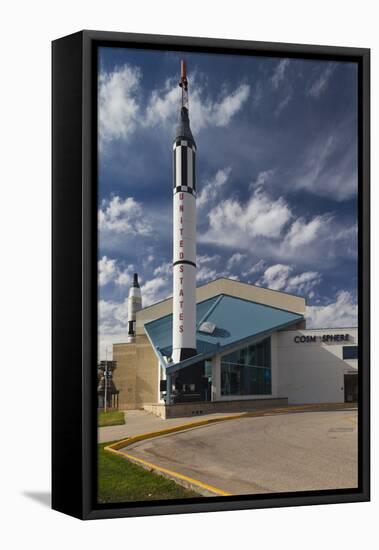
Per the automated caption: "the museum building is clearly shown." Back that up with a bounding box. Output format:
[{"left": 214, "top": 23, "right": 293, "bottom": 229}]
[
  {"left": 111, "top": 62, "right": 358, "bottom": 418},
  {"left": 112, "top": 277, "right": 358, "bottom": 418}
]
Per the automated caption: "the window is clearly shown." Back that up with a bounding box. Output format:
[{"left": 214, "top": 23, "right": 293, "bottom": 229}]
[
  {"left": 221, "top": 338, "right": 271, "bottom": 396},
  {"left": 343, "top": 346, "right": 358, "bottom": 360}
]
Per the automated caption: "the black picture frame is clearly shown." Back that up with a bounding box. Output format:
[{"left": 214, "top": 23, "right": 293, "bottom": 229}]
[{"left": 52, "top": 30, "right": 370, "bottom": 520}]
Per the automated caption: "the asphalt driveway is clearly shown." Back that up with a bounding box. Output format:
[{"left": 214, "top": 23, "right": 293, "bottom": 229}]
[{"left": 120, "top": 410, "right": 358, "bottom": 495}]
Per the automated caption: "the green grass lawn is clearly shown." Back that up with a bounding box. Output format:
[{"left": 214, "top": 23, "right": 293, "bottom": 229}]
[
  {"left": 98, "top": 443, "right": 199, "bottom": 503},
  {"left": 98, "top": 410, "right": 125, "bottom": 427}
]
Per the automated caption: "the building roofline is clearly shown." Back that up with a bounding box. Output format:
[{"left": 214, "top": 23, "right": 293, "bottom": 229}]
[
  {"left": 139, "top": 277, "right": 306, "bottom": 314},
  {"left": 113, "top": 321, "right": 358, "bottom": 350},
  {"left": 143, "top": 292, "right": 305, "bottom": 331},
  {"left": 112, "top": 326, "right": 358, "bottom": 347}
]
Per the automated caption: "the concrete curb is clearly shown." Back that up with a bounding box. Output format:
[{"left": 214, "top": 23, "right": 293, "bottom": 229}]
[{"left": 105, "top": 413, "right": 246, "bottom": 451}]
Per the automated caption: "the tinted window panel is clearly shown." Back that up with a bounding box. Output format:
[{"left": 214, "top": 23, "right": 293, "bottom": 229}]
[{"left": 343, "top": 346, "right": 358, "bottom": 360}]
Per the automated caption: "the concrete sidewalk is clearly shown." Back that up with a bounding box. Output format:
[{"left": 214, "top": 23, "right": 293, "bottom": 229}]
[{"left": 98, "top": 409, "right": 242, "bottom": 443}]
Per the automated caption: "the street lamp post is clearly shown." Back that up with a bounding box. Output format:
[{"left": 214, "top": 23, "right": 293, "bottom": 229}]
[
  {"left": 104, "top": 362, "right": 108, "bottom": 413},
  {"left": 104, "top": 347, "right": 110, "bottom": 413}
]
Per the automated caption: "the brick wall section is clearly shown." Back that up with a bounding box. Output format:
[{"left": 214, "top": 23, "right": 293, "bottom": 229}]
[{"left": 113, "top": 335, "right": 158, "bottom": 409}]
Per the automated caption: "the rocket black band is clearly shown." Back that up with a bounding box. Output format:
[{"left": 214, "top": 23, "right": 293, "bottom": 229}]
[
  {"left": 181, "top": 145, "right": 187, "bottom": 187},
  {"left": 173, "top": 146, "right": 176, "bottom": 187},
  {"left": 193, "top": 152, "right": 196, "bottom": 191},
  {"left": 173, "top": 186, "right": 195, "bottom": 195},
  {"left": 173, "top": 139, "right": 196, "bottom": 152},
  {"left": 173, "top": 260, "right": 197, "bottom": 268}
]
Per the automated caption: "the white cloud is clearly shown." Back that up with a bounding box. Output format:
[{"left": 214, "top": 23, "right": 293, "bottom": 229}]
[
  {"left": 99, "top": 65, "right": 250, "bottom": 146},
  {"left": 141, "top": 276, "right": 170, "bottom": 307},
  {"left": 145, "top": 79, "right": 250, "bottom": 134},
  {"left": 198, "top": 167, "right": 232, "bottom": 208},
  {"left": 278, "top": 215, "right": 357, "bottom": 264},
  {"left": 270, "top": 59, "right": 292, "bottom": 114},
  {"left": 283, "top": 215, "right": 328, "bottom": 251},
  {"left": 98, "top": 256, "right": 117, "bottom": 286},
  {"left": 260, "top": 264, "right": 292, "bottom": 290},
  {"left": 101, "top": 66, "right": 250, "bottom": 140},
  {"left": 201, "top": 187, "right": 292, "bottom": 247},
  {"left": 98, "top": 298, "right": 129, "bottom": 360},
  {"left": 199, "top": 181, "right": 355, "bottom": 267},
  {"left": 210, "top": 84, "right": 250, "bottom": 126},
  {"left": 275, "top": 91, "right": 292, "bottom": 116},
  {"left": 329, "top": 224, "right": 358, "bottom": 258},
  {"left": 252, "top": 81, "right": 263, "bottom": 108},
  {"left": 197, "top": 254, "right": 220, "bottom": 265},
  {"left": 196, "top": 266, "right": 218, "bottom": 283},
  {"left": 242, "top": 259, "right": 266, "bottom": 278},
  {"left": 306, "top": 291, "right": 357, "bottom": 328},
  {"left": 99, "top": 196, "right": 152, "bottom": 236},
  {"left": 115, "top": 268, "right": 133, "bottom": 286},
  {"left": 271, "top": 59, "right": 290, "bottom": 89},
  {"left": 249, "top": 169, "right": 275, "bottom": 190},
  {"left": 99, "top": 64, "right": 141, "bottom": 145},
  {"left": 307, "top": 63, "right": 336, "bottom": 98},
  {"left": 285, "top": 271, "right": 322, "bottom": 295},
  {"left": 293, "top": 129, "right": 357, "bottom": 201},
  {"left": 196, "top": 254, "right": 221, "bottom": 282},
  {"left": 227, "top": 252, "right": 247, "bottom": 270},
  {"left": 99, "top": 299, "right": 121, "bottom": 323},
  {"left": 144, "top": 78, "right": 180, "bottom": 128},
  {"left": 259, "top": 264, "right": 321, "bottom": 295},
  {"left": 153, "top": 261, "right": 172, "bottom": 277},
  {"left": 98, "top": 255, "right": 134, "bottom": 287},
  {"left": 98, "top": 298, "right": 128, "bottom": 334}
]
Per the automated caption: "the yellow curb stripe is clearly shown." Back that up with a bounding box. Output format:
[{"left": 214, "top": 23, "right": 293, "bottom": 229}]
[
  {"left": 121, "top": 450, "right": 231, "bottom": 497},
  {"left": 106, "top": 444, "right": 230, "bottom": 496},
  {"left": 105, "top": 413, "right": 247, "bottom": 451},
  {"left": 104, "top": 414, "right": 246, "bottom": 496}
]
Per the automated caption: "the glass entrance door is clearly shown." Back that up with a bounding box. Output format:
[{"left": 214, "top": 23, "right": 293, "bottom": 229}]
[{"left": 344, "top": 373, "right": 358, "bottom": 403}]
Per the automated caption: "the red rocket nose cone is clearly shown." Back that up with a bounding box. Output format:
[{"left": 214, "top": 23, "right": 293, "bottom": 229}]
[{"left": 181, "top": 59, "right": 186, "bottom": 79}]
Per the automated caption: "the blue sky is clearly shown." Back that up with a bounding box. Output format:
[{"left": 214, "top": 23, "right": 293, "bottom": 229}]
[{"left": 97, "top": 46, "right": 358, "bottom": 358}]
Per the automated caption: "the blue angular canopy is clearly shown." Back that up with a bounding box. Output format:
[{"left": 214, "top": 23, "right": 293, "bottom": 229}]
[{"left": 144, "top": 294, "right": 303, "bottom": 373}]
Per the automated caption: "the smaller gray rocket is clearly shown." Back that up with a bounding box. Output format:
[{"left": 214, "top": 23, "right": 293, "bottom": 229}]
[{"left": 127, "top": 273, "right": 142, "bottom": 343}]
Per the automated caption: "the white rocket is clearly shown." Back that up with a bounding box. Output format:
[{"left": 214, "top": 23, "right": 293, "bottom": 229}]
[
  {"left": 128, "top": 273, "right": 142, "bottom": 343},
  {"left": 172, "top": 60, "right": 197, "bottom": 363}
]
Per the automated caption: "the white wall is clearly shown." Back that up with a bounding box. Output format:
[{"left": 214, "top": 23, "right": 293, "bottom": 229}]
[
  {"left": 277, "top": 328, "right": 358, "bottom": 404},
  {"left": 270, "top": 332, "right": 279, "bottom": 398},
  {"left": 211, "top": 354, "right": 221, "bottom": 401}
]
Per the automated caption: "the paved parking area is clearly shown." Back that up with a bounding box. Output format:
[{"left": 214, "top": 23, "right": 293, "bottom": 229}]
[{"left": 120, "top": 410, "right": 358, "bottom": 495}]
